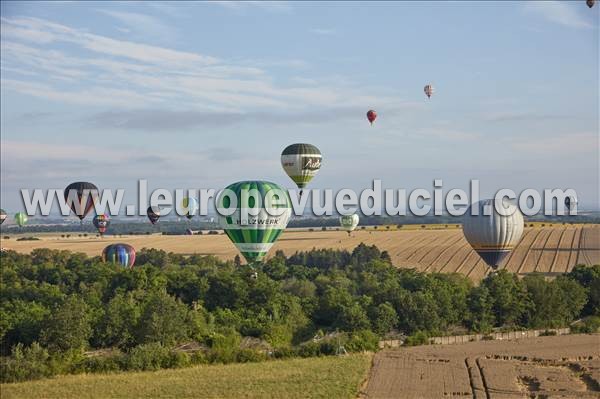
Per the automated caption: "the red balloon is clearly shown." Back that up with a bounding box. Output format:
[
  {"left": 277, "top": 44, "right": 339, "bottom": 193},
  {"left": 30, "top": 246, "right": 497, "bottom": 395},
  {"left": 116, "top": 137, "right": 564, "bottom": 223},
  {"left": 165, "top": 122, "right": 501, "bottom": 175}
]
[{"left": 366, "top": 110, "right": 377, "bottom": 125}]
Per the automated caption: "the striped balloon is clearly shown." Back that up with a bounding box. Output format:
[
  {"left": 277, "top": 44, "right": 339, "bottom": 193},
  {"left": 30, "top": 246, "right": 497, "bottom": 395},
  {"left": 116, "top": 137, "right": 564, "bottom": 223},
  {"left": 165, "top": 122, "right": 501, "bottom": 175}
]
[
  {"left": 217, "top": 181, "right": 291, "bottom": 264},
  {"left": 14, "top": 212, "right": 28, "bottom": 227},
  {"left": 281, "top": 144, "right": 322, "bottom": 193},
  {"left": 462, "top": 199, "right": 524, "bottom": 270},
  {"left": 340, "top": 214, "right": 359, "bottom": 235},
  {"left": 93, "top": 214, "right": 110, "bottom": 236},
  {"left": 424, "top": 84, "right": 434, "bottom": 99},
  {"left": 0, "top": 209, "right": 6, "bottom": 225},
  {"left": 102, "top": 243, "right": 136, "bottom": 268},
  {"left": 64, "top": 182, "right": 99, "bottom": 221}
]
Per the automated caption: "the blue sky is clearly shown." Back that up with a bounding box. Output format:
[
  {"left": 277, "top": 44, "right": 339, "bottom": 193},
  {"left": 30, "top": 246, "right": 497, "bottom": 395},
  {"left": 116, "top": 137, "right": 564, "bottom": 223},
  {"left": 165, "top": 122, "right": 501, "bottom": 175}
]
[{"left": 1, "top": 1, "right": 598, "bottom": 212}]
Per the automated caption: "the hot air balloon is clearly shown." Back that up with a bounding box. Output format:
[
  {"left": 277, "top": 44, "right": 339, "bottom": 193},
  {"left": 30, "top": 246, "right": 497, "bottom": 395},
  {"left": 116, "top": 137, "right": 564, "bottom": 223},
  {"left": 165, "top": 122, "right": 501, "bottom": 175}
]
[
  {"left": 0, "top": 209, "right": 6, "bottom": 225},
  {"left": 424, "top": 84, "right": 435, "bottom": 99},
  {"left": 565, "top": 195, "right": 578, "bottom": 212},
  {"left": 281, "top": 143, "right": 322, "bottom": 197},
  {"left": 180, "top": 197, "right": 198, "bottom": 220},
  {"left": 366, "top": 110, "right": 377, "bottom": 126},
  {"left": 64, "top": 182, "right": 99, "bottom": 221},
  {"left": 587, "top": 0, "right": 595, "bottom": 8},
  {"left": 217, "top": 181, "right": 291, "bottom": 265},
  {"left": 147, "top": 206, "right": 160, "bottom": 224},
  {"left": 14, "top": 212, "right": 28, "bottom": 227},
  {"left": 93, "top": 214, "right": 110, "bottom": 236},
  {"left": 462, "top": 199, "right": 524, "bottom": 270},
  {"left": 102, "top": 243, "right": 136, "bottom": 268},
  {"left": 340, "top": 214, "right": 359, "bottom": 236}
]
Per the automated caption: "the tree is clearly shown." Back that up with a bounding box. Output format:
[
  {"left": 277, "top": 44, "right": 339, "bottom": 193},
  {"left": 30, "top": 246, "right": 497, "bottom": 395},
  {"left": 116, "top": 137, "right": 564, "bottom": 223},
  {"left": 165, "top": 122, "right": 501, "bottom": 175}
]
[
  {"left": 135, "top": 290, "right": 190, "bottom": 346},
  {"left": 567, "top": 265, "right": 600, "bottom": 316},
  {"left": 372, "top": 302, "right": 398, "bottom": 335},
  {"left": 466, "top": 286, "right": 495, "bottom": 333},
  {"left": 481, "top": 271, "right": 531, "bottom": 327},
  {"left": 40, "top": 296, "right": 91, "bottom": 352}
]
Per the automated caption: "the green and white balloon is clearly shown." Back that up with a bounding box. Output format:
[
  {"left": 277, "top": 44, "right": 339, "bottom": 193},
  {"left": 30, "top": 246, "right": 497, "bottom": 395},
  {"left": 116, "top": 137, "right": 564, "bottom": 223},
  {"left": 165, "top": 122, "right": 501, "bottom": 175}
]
[
  {"left": 340, "top": 214, "right": 359, "bottom": 235},
  {"left": 217, "top": 181, "right": 291, "bottom": 264},
  {"left": 281, "top": 143, "right": 321, "bottom": 195}
]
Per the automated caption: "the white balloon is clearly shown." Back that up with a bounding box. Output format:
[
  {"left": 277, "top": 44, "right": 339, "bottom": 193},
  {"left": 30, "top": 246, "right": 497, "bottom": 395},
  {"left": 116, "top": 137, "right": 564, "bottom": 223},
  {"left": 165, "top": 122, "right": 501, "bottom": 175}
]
[{"left": 462, "top": 199, "right": 524, "bottom": 270}]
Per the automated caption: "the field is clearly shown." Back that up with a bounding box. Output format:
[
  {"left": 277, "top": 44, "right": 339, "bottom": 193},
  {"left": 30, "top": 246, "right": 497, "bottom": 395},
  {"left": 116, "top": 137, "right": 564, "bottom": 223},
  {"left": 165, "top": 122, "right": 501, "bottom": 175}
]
[
  {"left": 1, "top": 353, "right": 372, "bottom": 399},
  {"left": 1, "top": 224, "right": 598, "bottom": 280},
  {"left": 362, "top": 334, "right": 600, "bottom": 398}
]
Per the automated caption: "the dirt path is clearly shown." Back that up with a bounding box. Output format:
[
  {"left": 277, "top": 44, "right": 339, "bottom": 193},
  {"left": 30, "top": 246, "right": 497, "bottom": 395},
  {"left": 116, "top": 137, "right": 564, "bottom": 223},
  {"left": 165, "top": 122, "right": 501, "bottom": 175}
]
[{"left": 361, "top": 334, "right": 600, "bottom": 398}]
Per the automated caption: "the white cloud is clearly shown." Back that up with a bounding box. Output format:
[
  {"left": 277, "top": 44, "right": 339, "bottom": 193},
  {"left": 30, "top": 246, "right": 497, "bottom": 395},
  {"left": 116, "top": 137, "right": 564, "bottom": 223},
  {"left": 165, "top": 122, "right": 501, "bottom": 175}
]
[
  {"left": 511, "top": 132, "right": 598, "bottom": 155},
  {"left": 97, "top": 9, "right": 179, "bottom": 42},
  {"left": 522, "top": 1, "right": 592, "bottom": 30},
  {"left": 1, "top": 16, "right": 408, "bottom": 111}
]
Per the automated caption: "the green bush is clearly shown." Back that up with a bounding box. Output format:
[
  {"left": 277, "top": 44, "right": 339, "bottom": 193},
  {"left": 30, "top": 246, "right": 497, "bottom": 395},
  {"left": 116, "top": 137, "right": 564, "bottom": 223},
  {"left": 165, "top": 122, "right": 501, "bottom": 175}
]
[
  {"left": 404, "top": 331, "right": 429, "bottom": 346},
  {"left": 0, "top": 343, "right": 53, "bottom": 383},
  {"left": 345, "top": 330, "right": 379, "bottom": 352},
  {"left": 236, "top": 349, "right": 267, "bottom": 363},
  {"left": 539, "top": 330, "right": 557, "bottom": 336},
  {"left": 571, "top": 316, "right": 600, "bottom": 334},
  {"left": 81, "top": 354, "right": 124, "bottom": 373},
  {"left": 124, "top": 343, "right": 171, "bottom": 371}
]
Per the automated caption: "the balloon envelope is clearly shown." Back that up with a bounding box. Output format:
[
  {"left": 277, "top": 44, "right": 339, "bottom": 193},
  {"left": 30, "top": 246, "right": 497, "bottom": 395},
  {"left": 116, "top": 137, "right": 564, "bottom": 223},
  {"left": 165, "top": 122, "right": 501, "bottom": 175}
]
[
  {"left": 565, "top": 196, "right": 578, "bottom": 212},
  {"left": 93, "top": 214, "right": 110, "bottom": 235},
  {"left": 102, "top": 243, "right": 136, "bottom": 268},
  {"left": 424, "top": 84, "right": 434, "bottom": 99},
  {"left": 180, "top": 197, "right": 198, "bottom": 220},
  {"left": 147, "top": 206, "right": 161, "bottom": 224},
  {"left": 14, "top": 212, "right": 28, "bottom": 227},
  {"left": 462, "top": 199, "right": 524, "bottom": 270},
  {"left": 0, "top": 209, "right": 6, "bottom": 225},
  {"left": 340, "top": 214, "right": 359, "bottom": 234},
  {"left": 64, "top": 182, "right": 99, "bottom": 220},
  {"left": 217, "top": 181, "right": 291, "bottom": 264},
  {"left": 366, "top": 110, "right": 377, "bottom": 125},
  {"left": 281, "top": 143, "right": 322, "bottom": 190}
]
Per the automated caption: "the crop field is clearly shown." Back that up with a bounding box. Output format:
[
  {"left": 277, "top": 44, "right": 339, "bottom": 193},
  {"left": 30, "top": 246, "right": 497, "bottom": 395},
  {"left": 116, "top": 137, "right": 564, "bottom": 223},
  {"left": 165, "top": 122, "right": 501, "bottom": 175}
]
[
  {"left": 1, "top": 224, "right": 598, "bottom": 280},
  {"left": 361, "top": 334, "right": 600, "bottom": 399},
  {"left": 1, "top": 353, "right": 372, "bottom": 399}
]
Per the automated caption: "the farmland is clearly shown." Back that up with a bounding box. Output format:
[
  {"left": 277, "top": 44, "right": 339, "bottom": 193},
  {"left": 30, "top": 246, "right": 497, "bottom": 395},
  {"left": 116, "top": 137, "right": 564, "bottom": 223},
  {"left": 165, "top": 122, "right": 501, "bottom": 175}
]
[
  {"left": 1, "top": 353, "right": 372, "bottom": 399},
  {"left": 2, "top": 224, "right": 598, "bottom": 280},
  {"left": 362, "top": 333, "right": 600, "bottom": 398}
]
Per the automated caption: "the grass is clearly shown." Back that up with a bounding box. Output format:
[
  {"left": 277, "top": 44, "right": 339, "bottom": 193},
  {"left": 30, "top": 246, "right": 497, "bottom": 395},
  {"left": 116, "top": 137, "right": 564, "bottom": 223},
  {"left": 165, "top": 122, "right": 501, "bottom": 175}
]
[{"left": 1, "top": 353, "right": 373, "bottom": 399}]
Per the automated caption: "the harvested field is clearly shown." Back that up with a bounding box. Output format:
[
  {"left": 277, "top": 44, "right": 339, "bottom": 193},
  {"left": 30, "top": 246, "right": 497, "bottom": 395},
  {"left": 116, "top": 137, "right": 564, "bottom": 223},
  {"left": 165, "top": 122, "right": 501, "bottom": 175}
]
[
  {"left": 1, "top": 224, "right": 598, "bottom": 281},
  {"left": 362, "top": 334, "right": 600, "bottom": 398}
]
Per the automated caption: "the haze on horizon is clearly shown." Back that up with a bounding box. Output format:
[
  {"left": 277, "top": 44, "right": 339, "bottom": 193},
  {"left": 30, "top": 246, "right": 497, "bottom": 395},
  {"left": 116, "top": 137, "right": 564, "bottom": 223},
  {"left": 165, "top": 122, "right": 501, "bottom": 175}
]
[{"left": 1, "top": 1, "right": 598, "bottom": 213}]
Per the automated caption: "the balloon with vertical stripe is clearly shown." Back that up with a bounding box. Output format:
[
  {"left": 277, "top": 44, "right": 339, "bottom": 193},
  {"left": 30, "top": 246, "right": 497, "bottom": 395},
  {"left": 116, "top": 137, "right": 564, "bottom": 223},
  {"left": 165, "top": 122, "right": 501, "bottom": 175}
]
[
  {"left": 14, "top": 212, "right": 27, "bottom": 227},
  {"left": 217, "top": 180, "right": 291, "bottom": 264},
  {"left": 93, "top": 214, "right": 110, "bottom": 236},
  {"left": 462, "top": 199, "right": 524, "bottom": 270},
  {"left": 102, "top": 243, "right": 136, "bottom": 268}
]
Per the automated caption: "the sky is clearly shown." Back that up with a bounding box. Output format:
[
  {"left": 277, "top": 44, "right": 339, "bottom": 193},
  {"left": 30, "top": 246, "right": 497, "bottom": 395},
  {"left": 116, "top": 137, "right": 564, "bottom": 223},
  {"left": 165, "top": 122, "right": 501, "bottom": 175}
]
[{"left": 1, "top": 1, "right": 598, "bottom": 213}]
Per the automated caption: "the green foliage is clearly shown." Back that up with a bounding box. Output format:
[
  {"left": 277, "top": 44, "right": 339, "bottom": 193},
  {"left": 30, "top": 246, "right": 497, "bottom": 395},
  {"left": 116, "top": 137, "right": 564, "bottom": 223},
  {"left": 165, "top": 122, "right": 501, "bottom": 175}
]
[
  {"left": 0, "top": 247, "right": 597, "bottom": 383},
  {"left": 571, "top": 316, "right": 600, "bottom": 333},
  {"left": 40, "top": 296, "right": 92, "bottom": 353}
]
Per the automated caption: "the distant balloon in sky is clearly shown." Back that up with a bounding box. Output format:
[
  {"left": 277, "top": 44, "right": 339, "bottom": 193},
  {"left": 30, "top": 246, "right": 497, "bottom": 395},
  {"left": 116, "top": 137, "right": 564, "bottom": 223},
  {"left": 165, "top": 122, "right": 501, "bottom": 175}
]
[
  {"left": 424, "top": 84, "right": 434, "bottom": 99},
  {"left": 64, "top": 182, "right": 99, "bottom": 221},
  {"left": 281, "top": 143, "right": 322, "bottom": 197},
  {"left": 366, "top": 110, "right": 377, "bottom": 126},
  {"left": 462, "top": 199, "right": 524, "bottom": 270},
  {"left": 217, "top": 180, "right": 291, "bottom": 265},
  {"left": 0, "top": 209, "right": 6, "bottom": 225},
  {"left": 587, "top": 0, "right": 595, "bottom": 8},
  {"left": 93, "top": 214, "right": 110, "bottom": 236},
  {"left": 180, "top": 197, "right": 198, "bottom": 220},
  {"left": 340, "top": 214, "right": 359, "bottom": 236},
  {"left": 14, "top": 212, "right": 28, "bottom": 227},
  {"left": 147, "top": 206, "right": 161, "bottom": 225},
  {"left": 102, "top": 243, "right": 136, "bottom": 268},
  {"left": 565, "top": 195, "right": 578, "bottom": 212}
]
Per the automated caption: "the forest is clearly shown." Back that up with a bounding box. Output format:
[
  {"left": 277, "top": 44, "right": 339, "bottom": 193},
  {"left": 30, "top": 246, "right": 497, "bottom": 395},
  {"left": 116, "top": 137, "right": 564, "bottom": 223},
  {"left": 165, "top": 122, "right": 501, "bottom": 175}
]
[{"left": 1, "top": 244, "right": 599, "bottom": 383}]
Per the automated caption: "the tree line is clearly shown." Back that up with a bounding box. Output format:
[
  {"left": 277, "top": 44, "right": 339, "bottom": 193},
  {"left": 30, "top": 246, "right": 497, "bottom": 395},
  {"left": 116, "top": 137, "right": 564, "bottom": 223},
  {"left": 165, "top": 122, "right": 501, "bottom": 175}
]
[{"left": 1, "top": 245, "right": 598, "bottom": 382}]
